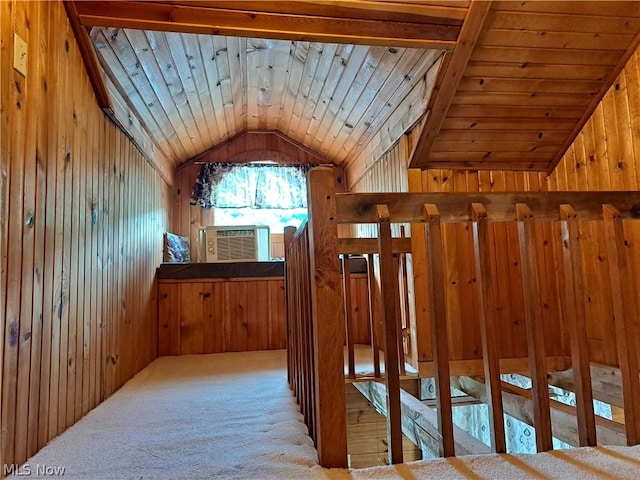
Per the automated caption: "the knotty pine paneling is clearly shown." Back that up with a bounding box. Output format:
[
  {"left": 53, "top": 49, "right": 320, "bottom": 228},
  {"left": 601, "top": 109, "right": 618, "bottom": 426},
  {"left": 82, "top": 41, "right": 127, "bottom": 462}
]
[
  {"left": 347, "top": 130, "right": 567, "bottom": 365},
  {"left": 1, "top": 1, "right": 170, "bottom": 468},
  {"left": 158, "top": 278, "right": 287, "bottom": 355},
  {"left": 158, "top": 274, "right": 372, "bottom": 355},
  {"left": 547, "top": 44, "right": 640, "bottom": 366},
  {"left": 410, "top": 168, "right": 565, "bottom": 363}
]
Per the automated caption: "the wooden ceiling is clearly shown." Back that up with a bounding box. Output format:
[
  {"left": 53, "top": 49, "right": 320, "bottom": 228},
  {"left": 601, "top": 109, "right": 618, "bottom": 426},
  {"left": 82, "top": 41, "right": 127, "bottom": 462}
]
[
  {"left": 64, "top": 1, "right": 640, "bottom": 176},
  {"left": 411, "top": 1, "right": 640, "bottom": 172}
]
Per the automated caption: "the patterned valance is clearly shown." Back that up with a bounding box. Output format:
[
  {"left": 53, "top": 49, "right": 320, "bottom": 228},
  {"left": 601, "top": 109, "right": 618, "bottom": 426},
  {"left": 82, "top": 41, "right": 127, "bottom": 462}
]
[{"left": 190, "top": 163, "right": 314, "bottom": 209}]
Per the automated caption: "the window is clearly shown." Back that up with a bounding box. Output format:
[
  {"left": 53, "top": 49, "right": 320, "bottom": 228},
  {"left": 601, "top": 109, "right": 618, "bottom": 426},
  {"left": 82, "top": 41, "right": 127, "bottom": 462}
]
[
  {"left": 213, "top": 207, "right": 307, "bottom": 234},
  {"left": 190, "top": 162, "right": 312, "bottom": 233}
]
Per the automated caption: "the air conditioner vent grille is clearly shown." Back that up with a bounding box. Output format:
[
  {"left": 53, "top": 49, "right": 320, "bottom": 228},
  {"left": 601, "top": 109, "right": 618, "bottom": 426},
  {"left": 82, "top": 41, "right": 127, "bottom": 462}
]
[
  {"left": 216, "top": 236, "right": 256, "bottom": 261},
  {"left": 199, "top": 225, "right": 270, "bottom": 262}
]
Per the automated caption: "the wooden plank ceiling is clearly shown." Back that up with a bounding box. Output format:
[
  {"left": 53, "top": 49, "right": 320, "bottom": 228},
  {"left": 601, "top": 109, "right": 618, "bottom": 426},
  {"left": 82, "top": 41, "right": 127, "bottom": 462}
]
[
  {"left": 66, "top": 0, "right": 464, "bottom": 174},
  {"left": 65, "top": 1, "right": 640, "bottom": 174},
  {"left": 410, "top": 1, "right": 640, "bottom": 172}
]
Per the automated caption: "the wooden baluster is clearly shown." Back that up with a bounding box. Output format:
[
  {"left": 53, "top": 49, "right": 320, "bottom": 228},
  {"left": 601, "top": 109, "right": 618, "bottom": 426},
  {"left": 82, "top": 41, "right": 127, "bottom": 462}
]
[
  {"left": 307, "top": 167, "right": 347, "bottom": 467},
  {"left": 366, "top": 253, "right": 381, "bottom": 378},
  {"left": 342, "top": 254, "right": 356, "bottom": 379},
  {"left": 560, "top": 205, "right": 597, "bottom": 446},
  {"left": 303, "top": 230, "right": 314, "bottom": 440},
  {"left": 393, "top": 253, "right": 407, "bottom": 377},
  {"left": 603, "top": 204, "right": 640, "bottom": 445},
  {"left": 284, "top": 226, "right": 296, "bottom": 386},
  {"left": 516, "top": 203, "right": 553, "bottom": 452},
  {"left": 399, "top": 252, "right": 411, "bottom": 358},
  {"left": 376, "top": 204, "right": 403, "bottom": 464},
  {"left": 423, "top": 204, "right": 455, "bottom": 457},
  {"left": 398, "top": 225, "right": 411, "bottom": 367},
  {"left": 471, "top": 203, "right": 506, "bottom": 453}
]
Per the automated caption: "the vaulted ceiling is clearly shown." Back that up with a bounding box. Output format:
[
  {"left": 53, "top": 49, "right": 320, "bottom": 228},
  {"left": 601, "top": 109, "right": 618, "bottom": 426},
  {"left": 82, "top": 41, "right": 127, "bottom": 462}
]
[{"left": 64, "top": 1, "right": 640, "bottom": 180}]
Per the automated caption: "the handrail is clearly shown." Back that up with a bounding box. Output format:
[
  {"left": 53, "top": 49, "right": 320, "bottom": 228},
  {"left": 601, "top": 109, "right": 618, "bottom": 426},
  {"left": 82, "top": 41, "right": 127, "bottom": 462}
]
[
  {"left": 335, "top": 191, "right": 640, "bottom": 223},
  {"left": 286, "top": 166, "right": 640, "bottom": 467}
]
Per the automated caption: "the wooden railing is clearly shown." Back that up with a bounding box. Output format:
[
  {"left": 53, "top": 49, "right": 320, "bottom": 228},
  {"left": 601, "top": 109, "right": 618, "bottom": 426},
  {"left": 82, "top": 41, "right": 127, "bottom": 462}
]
[
  {"left": 283, "top": 168, "right": 348, "bottom": 468},
  {"left": 285, "top": 166, "right": 640, "bottom": 467}
]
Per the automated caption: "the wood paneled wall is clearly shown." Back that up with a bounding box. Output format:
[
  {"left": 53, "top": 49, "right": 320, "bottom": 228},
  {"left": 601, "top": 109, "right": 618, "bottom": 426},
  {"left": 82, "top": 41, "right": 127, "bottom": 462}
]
[
  {"left": 173, "top": 162, "right": 213, "bottom": 250},
  {"left": 548, "top": 45, "right": 640, "bottom": 191},
  {"left": 348, "top": 41, "right": 640, "bottom": 366},
  {"left": 547, "top": 45, "right": 640, "bottom": 366},
  {"left": 347, "top": 129, "right": 569, "bottom": 364},
  {"left": 158, "top": 274, "right": 371, "bottom": 356},
  {"left": 158, "top": 278, "right": 287, "bottom": 355},
  {"left": 409, "top": 167, "right": 566, "bottom": 362},
  {"left": 1, "top": 0, "right": 170, "bottom": 468}
]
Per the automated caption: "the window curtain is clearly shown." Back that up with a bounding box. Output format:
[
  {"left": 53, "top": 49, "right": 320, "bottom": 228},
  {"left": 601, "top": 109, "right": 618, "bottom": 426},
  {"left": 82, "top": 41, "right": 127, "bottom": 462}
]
[{"left": 190, "top": 163, "right": 314, "bottom": 209}]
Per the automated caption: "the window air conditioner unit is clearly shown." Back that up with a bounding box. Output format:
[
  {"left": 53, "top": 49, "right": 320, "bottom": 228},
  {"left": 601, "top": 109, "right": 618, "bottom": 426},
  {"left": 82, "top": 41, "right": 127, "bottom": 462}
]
[{"left": 198, "top": 225, "right": 270, "bottom": 263}]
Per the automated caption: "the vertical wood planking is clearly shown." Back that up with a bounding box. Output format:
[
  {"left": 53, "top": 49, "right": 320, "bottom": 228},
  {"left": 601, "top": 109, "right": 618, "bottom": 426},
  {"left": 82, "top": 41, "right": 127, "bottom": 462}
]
[
  {"left": 516, "top": 204, "right": 553, "bottom": 452},
  {"left": 179, "top": 283, "right": 204, "bottom": 355},
  {"left": 1, "top": 0, "right": 169, "bottom": 467},
  {"left": 395, "top": 250, "right": 408, "bottom": 375},
  {"left": 26, "top": 1, "right": 45, "bottom": 459},
  {"left": 548, "top": 44, "right": 640, "bottom": 369},
  {"left": 38, "top": 0, "right": 57, "bottom": 449},
  {"left": 57, "top": 15, "right": 74, "bottom": 431},
  {"left": 504, "top": 174, "right": 528, "bottom": 360},
  {"left": 83, "top": 56, "right": 95, "bottom": 418},
  {"left": 407, "top": 168, "right": 431, "bottom": 364},
  {"left": 66, "top": 36, "right": 81, "bottom": 430},
  {"left": 0, "top": 0, "right": 11, "bottom": 468},
  {"left": 202, "top": 283, "right": 216, "bottom": 354},
  {"left": 158, "top": 283, "right": 173, "bottom": 355},
  {"left": 3, "top": 0, "right": 26, "bottom": 463},
  {"left": 157, "top": 275, "right": 347, "bottom": 355}
]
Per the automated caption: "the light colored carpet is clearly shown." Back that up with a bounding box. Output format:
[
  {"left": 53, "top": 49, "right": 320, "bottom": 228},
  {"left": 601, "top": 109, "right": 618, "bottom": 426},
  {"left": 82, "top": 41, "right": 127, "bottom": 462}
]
[{"left": 26, "top": 350, "right": 640, "bottom": 479}]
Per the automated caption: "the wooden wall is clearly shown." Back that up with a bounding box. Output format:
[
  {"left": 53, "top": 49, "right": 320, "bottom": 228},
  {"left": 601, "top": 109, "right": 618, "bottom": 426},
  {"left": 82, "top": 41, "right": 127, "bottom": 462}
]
[
  {"left": 348, "top": 39, "right": 640, "bottom": 367},
  {"left": 347, "top": 129, "right": 569, "bottom": 364},
  {"left": 158, "top": 277, "right": 287, "bottom": 355},
  {"left": 546, "top": 45, "right": 640, "bottom": 366},
  {"left": 1, "top": 0, "right": 170, "bottom": 468},
  {"left": 158, "top": 274, "right": 371, "bottom": 356}
]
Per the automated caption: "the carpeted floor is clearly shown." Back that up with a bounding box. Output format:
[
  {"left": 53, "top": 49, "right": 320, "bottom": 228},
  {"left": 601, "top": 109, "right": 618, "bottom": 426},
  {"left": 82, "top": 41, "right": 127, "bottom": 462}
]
[{"left": 25, "top": 350, "right": 640, "bottom": 479}]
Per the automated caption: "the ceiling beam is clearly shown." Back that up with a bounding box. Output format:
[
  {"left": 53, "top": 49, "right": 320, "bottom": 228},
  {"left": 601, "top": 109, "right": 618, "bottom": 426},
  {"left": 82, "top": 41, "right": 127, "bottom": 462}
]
[
  {"left": 164, "top": 1, "right": 468, "bottom": 26},
  {"left": 63, "top": 1, "right": 112, "bottom": 110},
  {"left": 70, "top": 0, "right": 460, "bottom": 50},
  {"left": 408, "top": 0, "right": 492, "bottom": 169}
]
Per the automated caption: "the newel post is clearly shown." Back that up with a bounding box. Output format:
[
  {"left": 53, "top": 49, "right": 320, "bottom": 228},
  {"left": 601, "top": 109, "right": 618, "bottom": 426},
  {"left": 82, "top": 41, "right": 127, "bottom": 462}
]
[{"left": 306, "top": 167, "right": 348, "bottom": 468}]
